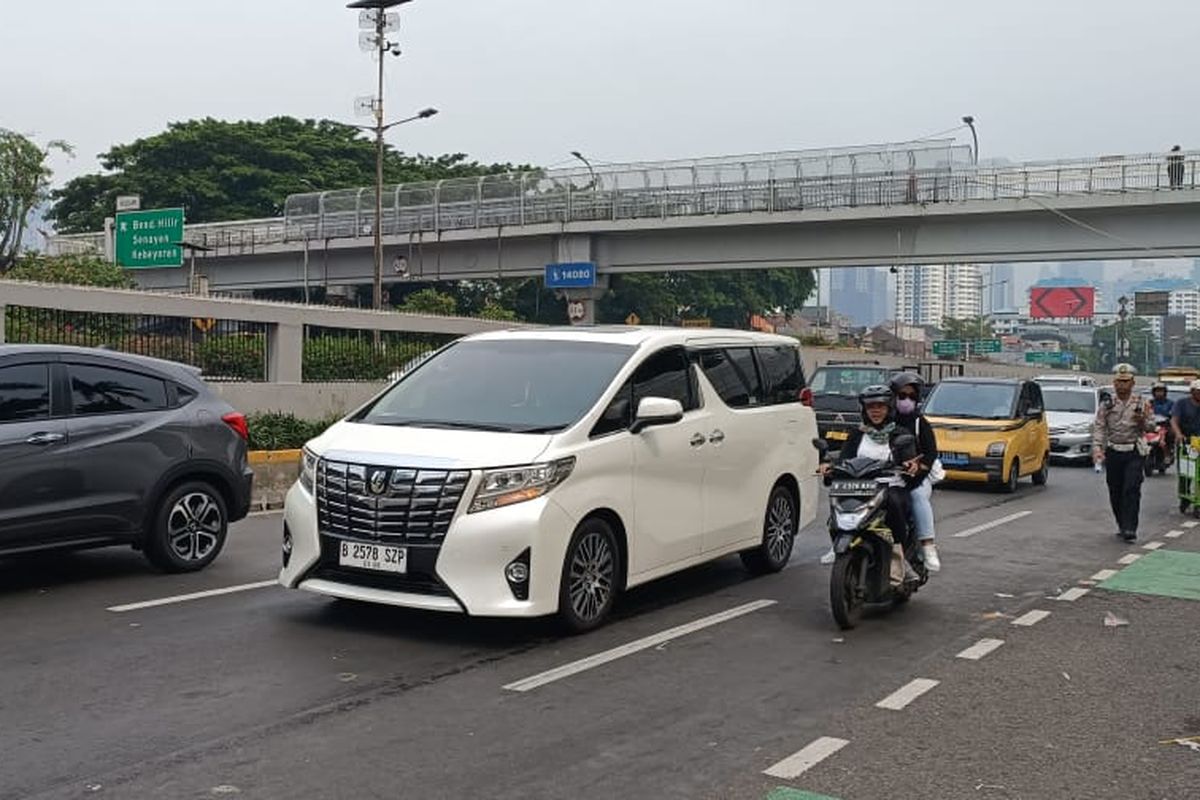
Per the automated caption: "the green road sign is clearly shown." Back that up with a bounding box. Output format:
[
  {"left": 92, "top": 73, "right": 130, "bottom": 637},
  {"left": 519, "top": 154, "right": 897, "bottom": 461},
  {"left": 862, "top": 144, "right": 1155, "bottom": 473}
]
[
  {"left": 933, "top": 340, "right": 962, "bottom": 356},
  {"left": 972, "top": 338, "right": 1002, "bottom": 354},
  {"left": 115, "top": 208, "right": 184, "bottom": 269},
  {"left": 1025, "top": 351, "right": 1048, "bottom": 363}
]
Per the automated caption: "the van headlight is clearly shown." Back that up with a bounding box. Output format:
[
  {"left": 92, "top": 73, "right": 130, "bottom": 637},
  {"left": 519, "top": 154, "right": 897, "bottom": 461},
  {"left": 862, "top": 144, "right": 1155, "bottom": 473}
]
[
  {"left": 299, "top": 447, "right": 318, "bottom": 493},
  {"left": 469, "top": 457, "right": 576, "bottom": 513},
  {"left": 986, "top": 441, "right": 1007, "bottom": 457},
  {"left": 1068, "top": 422, "right": 1093, "bottom": 435}
]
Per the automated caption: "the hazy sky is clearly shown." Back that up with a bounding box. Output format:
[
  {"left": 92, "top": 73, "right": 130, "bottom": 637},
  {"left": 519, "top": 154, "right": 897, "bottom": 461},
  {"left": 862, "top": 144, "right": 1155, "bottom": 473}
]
[{"left": 4, "top": 0, "right": 1198, "bottom": 188}]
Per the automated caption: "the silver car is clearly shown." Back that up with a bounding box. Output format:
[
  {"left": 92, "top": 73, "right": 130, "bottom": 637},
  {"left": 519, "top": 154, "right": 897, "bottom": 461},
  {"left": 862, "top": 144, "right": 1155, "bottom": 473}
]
[{"left": 1043, "top": 386, "right": 1099, "bottom": 463}]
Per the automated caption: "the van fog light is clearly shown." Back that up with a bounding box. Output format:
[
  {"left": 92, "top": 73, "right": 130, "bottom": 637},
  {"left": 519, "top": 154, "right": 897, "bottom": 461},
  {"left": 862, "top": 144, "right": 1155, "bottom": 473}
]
[
  {"left": 505, "top": 548, "right": 531, "bottom": 600},
  {"left": 505, "top": 562, "right": 529, "bottom": 583}
]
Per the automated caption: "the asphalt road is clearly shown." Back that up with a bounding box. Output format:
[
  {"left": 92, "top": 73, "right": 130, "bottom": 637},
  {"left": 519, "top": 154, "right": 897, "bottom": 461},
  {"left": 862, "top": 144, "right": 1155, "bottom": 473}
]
[{"left": 2, "top": 464, "right": 1197, "bottom": 800}]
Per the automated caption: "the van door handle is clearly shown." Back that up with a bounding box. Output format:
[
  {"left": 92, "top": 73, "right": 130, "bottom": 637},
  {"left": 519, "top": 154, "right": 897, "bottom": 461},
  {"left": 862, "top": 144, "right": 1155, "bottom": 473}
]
[
  {"left": 26, "top": 432, "right": 64, "bottom": 445},
  {"left": 690, "top": 433, "right": 707, "bottom": 448},
  {"left": 709, "top": 430, "right": 726, "bottom": 444}
]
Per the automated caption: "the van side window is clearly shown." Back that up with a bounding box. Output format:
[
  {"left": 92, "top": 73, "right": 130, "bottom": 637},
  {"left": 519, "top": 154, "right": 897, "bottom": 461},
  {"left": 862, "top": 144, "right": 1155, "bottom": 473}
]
[
  {"left": 698, "top": 347, "right": 762, "bottom": 408},
  {"left": 756, "top": 345, "right": 805, "bottom": 405},
  {"left": 590, "top": 346, "right": 695, "bottom": 437}
]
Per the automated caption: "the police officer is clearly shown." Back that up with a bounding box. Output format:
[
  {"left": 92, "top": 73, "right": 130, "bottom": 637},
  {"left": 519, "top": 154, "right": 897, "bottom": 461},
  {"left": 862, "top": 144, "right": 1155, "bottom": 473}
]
[{"left": 1093, "top": 363, "right": 1156, "bottom": 542}]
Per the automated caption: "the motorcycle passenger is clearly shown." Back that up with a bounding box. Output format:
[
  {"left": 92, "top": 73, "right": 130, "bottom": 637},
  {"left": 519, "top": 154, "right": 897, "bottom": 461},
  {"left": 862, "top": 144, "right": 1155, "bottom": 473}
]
[
  {"left": 1150, "top": 382, "right": 1176, "bottom": 466},
  {"left": 830, "top": 385, "right": 920, "bottom": 556},
  {"left": 890, "top": 372, "right": 941, "bottom": 572}
]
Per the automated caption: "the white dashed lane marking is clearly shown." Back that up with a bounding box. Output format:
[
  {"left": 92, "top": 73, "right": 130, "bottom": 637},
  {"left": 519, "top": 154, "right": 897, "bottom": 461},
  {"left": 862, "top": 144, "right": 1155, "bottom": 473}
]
[
  {"left": 107, "top": 580, "right": 278, "bottom": 613},
  {"left": 1165, "top": 530, "right": 1185, "bottom": 539},
  {"left": 1143, "top": 541, "right": 1165, "bottom": 551},
  {"left": 1090, "top": 569, "right": 1119, "bottom": 582},
  {"left": 957, "top": 638, "right": 1005, "bottom": 660},
  {"left": 1057, "top": 587, "right": 1091, "bottom": 602},
  {"left": 1118, "top": 553, "right": 1143, "bottom": 565},
  {"left": 875, "top": 678, "right": 940, "bottom": 710},
  {"left": 951, "top": 511, "right": 1033, "bottom": 539},
  {"left": 763, "top": 737, "right": 850, "bottom": 779},
  {"left": 1012, "top": 609, "right": 1051, "bottom": 627},
  {"left": 1183, "top": 521, "right": 1198, "bottom": 529}
]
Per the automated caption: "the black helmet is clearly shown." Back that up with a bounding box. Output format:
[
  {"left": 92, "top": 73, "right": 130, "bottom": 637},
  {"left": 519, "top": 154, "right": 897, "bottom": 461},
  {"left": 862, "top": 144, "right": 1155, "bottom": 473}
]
[
  {"left": 859, "top": 384, "right": 894, "bottom": 406},
  {"left": 889, "top": 371, "right": 924, "bottom": 395}
]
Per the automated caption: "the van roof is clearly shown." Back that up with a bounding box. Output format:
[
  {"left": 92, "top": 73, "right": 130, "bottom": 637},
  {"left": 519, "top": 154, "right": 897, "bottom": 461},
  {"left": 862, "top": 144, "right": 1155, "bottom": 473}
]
[{"left": 463, "top": 326, "right": 800, "bottom": 348}]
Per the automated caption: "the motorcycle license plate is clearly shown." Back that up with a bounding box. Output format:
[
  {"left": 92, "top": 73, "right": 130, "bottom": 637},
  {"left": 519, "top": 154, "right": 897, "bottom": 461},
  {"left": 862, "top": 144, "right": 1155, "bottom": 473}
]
[
  {"left": 827, "top": 430, "right": 849, "bottom": 441},
  {"left": 830, "top": 480, "right": 878, "bottom": 495},
  {"left": 339, "top": 541, "right": 407, "bottom": 573}
]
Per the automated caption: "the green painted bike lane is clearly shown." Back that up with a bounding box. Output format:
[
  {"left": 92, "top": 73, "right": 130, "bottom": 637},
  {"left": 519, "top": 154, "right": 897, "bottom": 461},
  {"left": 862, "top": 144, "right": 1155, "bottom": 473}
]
[{"left": 1099, "top": 549, "right": 1200, "bottom": 601}]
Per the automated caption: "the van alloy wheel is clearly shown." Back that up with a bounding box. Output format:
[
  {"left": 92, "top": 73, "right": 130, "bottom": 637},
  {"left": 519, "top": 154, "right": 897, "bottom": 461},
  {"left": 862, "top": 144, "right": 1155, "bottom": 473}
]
[{"left": 558, "top": 518, "right": 620, "bottom": 633}]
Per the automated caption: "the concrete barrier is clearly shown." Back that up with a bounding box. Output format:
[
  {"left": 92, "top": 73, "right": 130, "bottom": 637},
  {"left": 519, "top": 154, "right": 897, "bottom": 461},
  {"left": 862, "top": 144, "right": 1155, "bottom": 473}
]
[{"left": 248, "top": 450, "right": 302, "bottom": 511}]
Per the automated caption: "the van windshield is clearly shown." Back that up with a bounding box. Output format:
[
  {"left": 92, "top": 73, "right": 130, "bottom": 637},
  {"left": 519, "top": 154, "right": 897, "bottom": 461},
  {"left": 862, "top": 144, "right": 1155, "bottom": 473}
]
[
  {"left": 923, "top": 382, "right": 1018, "bottom": 419},
  {"left": 357, "top": 339, "right": 636, "bottom": 433}
]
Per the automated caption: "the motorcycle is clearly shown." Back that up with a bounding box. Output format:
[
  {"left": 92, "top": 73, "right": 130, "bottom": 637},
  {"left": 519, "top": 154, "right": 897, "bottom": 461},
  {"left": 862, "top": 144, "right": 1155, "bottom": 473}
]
[
  {"left": 814, "top": 436, "right": 928, "bottom": 630},
  {"left": 1144, "top": 415, "right": 1173, "bottom": 477}
]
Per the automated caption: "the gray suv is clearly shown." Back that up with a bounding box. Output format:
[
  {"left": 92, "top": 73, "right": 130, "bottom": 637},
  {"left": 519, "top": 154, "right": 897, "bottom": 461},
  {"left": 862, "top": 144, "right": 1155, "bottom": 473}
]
[{"left": 0, "top": 345, "right": 253, "bottom": 571}]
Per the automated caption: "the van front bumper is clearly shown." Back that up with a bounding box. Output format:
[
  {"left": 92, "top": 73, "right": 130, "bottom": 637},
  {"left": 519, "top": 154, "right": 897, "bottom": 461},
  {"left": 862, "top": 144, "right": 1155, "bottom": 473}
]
[{"left": 278, "top": 482, "right": 578, "bottom": 618}]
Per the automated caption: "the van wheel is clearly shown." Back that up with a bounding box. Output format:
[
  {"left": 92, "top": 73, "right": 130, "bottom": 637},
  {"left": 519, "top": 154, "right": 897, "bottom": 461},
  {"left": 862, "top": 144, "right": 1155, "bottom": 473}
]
[
  {"left": 145, "top": 481, "right": 228, "bottom": 572},
  {"left": 741, "top": 484, "right": 797, "bottom": 575},
  {"left": 558, "top": 518, "right": 619, "bottom": 634},
  {"left": 1002, "top": 460, "right": 1020, "bottom": 494},
  {"left": 1032, "top": 455, "right": 1049, "bottom": 486}
]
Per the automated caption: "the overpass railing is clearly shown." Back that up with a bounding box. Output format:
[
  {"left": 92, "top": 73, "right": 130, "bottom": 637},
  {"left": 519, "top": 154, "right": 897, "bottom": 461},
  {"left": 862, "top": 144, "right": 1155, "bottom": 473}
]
[{"left": 49, "top": 147, "right": 1199, "bottom": 257}]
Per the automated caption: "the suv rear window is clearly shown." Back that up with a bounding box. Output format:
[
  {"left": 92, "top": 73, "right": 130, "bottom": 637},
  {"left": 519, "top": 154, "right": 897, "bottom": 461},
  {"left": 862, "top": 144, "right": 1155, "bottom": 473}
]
[
  {"left": 68, "top": 364, "right": 169, "bottom": 415},
  {"left": 0, "top": 363, "right": 51, "bottom": 422},
  {"left": 698, "top": 348, "right": 762, "bottom": 408}
]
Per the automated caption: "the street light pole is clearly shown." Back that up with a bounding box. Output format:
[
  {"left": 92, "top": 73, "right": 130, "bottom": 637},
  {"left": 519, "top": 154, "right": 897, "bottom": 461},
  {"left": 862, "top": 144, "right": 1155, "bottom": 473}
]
[
  {"left": 962, "top": 115, "right": 979, "bottom": 165},
  {"left": 570, "top": 150, "right": 597, "bottom": 190}
]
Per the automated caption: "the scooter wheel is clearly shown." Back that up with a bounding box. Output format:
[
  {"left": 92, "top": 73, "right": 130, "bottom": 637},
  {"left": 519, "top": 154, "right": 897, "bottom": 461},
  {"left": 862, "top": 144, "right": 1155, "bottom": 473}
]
[{"left": 830, "top": 552, "right": 864, "bottom": 630}]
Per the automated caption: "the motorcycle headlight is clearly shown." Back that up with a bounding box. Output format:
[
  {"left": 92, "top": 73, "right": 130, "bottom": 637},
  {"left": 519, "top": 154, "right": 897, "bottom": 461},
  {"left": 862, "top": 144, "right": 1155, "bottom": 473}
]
[
  {"left": 469, "top": 457, "right": 576, "bottom": 513},
  {"left": 299, "top": 447, "right": 318, "bottom": 494},
  {"left": 835, "top": 507, "right": 873, "bottom": 530},
  {"left": 986, "top": 441, "right": 1007, "bottom": 457}
]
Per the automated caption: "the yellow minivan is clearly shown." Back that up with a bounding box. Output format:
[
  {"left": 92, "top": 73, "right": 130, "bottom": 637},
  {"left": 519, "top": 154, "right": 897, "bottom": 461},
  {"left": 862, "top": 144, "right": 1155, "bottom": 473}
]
[{"left": 922, "top": 377, "right": 1051, "bottom": 493}]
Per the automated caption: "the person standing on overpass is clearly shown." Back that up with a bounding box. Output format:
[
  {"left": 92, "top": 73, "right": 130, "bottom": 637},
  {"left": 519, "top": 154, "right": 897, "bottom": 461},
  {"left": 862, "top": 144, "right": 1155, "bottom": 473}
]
[
  {"left": 1093, "top": 364, "right": 1156, "bottom": 542},
  {"left": 1167, "top": 145, "right": 1185, "bottom": 190}
]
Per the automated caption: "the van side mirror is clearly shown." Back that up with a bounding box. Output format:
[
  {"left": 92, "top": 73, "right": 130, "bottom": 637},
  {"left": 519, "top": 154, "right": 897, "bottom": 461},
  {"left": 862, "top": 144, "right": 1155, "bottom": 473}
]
[{"left": 631, "top": 397, "right": 684, "bottom": 434}]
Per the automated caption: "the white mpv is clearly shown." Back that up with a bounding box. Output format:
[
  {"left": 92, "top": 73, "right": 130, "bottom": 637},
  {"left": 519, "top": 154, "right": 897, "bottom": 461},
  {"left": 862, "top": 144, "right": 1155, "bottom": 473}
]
[{"left": 280, "top": 327, "right": 818, "bottom": 631}]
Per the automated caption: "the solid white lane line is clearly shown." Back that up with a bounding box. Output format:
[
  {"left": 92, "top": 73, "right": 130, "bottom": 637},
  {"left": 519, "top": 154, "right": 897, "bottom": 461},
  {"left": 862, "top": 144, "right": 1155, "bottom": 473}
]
[
  {"left": 1165, "top": 530, "right": 1185, "bottom": 539},
  {"left": 957, "top": 638, "right": 1005, "bottom": 661},
  {"left": 1012, "top": 609, "right": 1051, "bottom": 627},
  {"left": 1057, "top": 587, "right": 1090, "bottom": 602},
  {"left": 951, "top": 510, "right": 1033, "bottom": 539},
  {"left": 1184, "top": 521, "right": 1199, "bottom": 529},
  {"left": 764, "top": 737, "right": 850, "bottom": 779},
  {"left": 1118, "top": 553, "right": 1143, "bottom": 565},
  {"left": 503, "top": 599, "right": 776, "bottom": 692},
  {"left": 875, "top": 678, "right": 940, "bottom": 710},
  {"left": 1090, "top": 569, "right": 1119, "bottom": 582},
  {"left": 1143, "top": 541, "right": 1165, "bottom": 551},
  {"left": 107, "top": 580, "right": 278, "bottom": 613}
]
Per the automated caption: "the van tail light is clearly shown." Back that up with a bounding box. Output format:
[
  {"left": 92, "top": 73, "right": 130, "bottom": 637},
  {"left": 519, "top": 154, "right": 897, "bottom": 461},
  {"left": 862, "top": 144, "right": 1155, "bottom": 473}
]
[
  {"left": 222, "top": 412, "right": 249, "bottom": 441},
  {"left": 799, "top": 388, "right": 814, "bottom": 407}
]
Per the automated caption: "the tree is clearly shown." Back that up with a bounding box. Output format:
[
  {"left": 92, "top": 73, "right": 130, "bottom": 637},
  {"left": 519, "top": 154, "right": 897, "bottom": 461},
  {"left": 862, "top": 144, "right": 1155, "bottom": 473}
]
[
  {"left": 1093, "top": 319, "right": 1159, "bottom": 375},
  {"left": 6, "top": 253, "right": 134, "bottom": 288},
  {"left": 940, "top": 315, "right": 994, "bottom": 341},
  {"left": 599, "top": 268, "right": 816, "bottom": 327},
  {"left": 398, "top": 287, "right": 458, "bottom": 316},
  {"left": 1, "top": 130, "right": 71, "bottom": 270},
  {"left": 49, "top": 117, "right": 530, "bottom": 233}
]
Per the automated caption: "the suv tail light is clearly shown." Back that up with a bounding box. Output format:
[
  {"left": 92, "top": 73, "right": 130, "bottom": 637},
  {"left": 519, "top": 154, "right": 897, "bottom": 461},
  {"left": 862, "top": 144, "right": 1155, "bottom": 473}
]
[
  {"left": 222, "top": 412, "right": 249, "bottom": 441},
  {"left": 799, "top": 387, "right": 814, "bottom": 407}
]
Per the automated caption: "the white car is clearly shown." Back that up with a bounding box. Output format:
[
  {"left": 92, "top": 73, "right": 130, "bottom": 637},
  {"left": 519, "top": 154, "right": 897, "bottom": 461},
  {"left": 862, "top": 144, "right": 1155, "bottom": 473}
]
[
  {"left": 1044, "top": 386, "right": 1099, "bottom": 463},
  {"left": 1035, "top": 374, "right": 1096, "bottom": 388},
  {"left": 280, "top": 327, "right": 819, "bottom": 631}
]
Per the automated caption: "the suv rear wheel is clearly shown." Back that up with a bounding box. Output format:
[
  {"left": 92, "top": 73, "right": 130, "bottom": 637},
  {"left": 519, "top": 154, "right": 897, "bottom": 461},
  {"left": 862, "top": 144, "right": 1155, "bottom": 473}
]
[{"left": 145, "top": 481, "right": 229, "bottom": 572}]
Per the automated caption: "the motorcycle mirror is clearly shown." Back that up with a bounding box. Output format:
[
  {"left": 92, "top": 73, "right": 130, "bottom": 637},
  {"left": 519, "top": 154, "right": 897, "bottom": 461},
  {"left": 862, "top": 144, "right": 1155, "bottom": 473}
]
[{"left": 812, "top": 437, "right": 829, "bottom": 454}]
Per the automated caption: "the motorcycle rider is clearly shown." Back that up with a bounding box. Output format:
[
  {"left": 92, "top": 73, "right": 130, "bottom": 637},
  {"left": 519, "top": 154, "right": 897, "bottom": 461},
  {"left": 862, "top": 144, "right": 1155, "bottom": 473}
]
[
  {"left": 1150, "top": 382, "right": 1176, "bottom": 467},
  {"left": 821, "top": 385, "right": 921, "bottom": 558},
  {"left": 890, "top": 372, "right": 941, "bottom": 572}
]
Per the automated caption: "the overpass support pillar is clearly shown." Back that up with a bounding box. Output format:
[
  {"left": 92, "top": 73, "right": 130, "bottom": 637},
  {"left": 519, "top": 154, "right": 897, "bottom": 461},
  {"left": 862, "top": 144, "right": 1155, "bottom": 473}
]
[
  {"left": 554, "top": 234, "right": 606, "bottom": 326},
  {"left": 0, "top": 305, "right": 6, "bottom": 344},
  {"left": 267, "top": 322, "right": 304, "bottom": 383}
]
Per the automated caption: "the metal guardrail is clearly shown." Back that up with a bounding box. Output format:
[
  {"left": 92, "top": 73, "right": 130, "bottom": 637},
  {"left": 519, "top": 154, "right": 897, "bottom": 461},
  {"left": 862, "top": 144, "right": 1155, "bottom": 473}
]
[{"left": 48, "top": 145, "right": 1200, "bottom": 257}]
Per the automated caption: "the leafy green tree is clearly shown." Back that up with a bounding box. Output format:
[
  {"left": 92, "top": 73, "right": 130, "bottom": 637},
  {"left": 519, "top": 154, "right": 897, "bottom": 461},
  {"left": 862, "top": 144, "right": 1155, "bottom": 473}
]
[
  {"left": 1093, "top": 319, "right": 1159, "bottom": 375},
  {"left": 1, "top": 130, "right": 71, "bottom": 270},
  {"left": 50, "top": 117, "right": 530, "bottom": 233},
  {"left": 6, "top": 253, "right": 135, "bottom": 288},
  {"left": 940, "top": 316, "right": 994, "bottom": 341},
  {"left": 398, "top": 287, "right": 458, "bottom": 316},
  {"left": 599, "top": 268, "right": 816, "bottom": 327}
]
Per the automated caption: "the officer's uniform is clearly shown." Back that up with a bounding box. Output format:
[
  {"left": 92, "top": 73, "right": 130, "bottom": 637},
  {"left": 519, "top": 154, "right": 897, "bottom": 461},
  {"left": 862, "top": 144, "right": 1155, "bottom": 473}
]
[{"left": 1093, "top": 364, "right": 1156, "bottom": 541}]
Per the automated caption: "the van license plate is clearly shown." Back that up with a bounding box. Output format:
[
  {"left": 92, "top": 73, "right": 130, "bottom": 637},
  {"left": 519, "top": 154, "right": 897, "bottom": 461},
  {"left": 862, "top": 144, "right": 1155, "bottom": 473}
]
[{"left": 339, "top": 541, "right": 407, "bottom": 573}]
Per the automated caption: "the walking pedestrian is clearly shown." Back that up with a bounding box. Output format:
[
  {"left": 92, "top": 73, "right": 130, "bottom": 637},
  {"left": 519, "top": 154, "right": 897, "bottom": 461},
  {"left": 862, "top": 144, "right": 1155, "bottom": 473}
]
[
  {"left": 1168, "top": 145, "right": 1185, "bottom": 190},
  {"left": 1093, "top": 363, "right": 1156, "bottom": 542}
]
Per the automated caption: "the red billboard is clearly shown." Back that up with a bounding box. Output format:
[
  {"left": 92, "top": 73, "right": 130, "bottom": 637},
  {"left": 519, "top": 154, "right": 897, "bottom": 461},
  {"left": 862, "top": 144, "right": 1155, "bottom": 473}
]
[{"left": 1030, "top": 287, "right": 1095, "bottom": 319}]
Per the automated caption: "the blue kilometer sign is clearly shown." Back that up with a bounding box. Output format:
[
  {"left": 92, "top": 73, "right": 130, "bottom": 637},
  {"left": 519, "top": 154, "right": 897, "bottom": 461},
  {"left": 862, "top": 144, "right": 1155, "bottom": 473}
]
[{"left": 544, "top": 262, "right": 597, "bottom": 289}]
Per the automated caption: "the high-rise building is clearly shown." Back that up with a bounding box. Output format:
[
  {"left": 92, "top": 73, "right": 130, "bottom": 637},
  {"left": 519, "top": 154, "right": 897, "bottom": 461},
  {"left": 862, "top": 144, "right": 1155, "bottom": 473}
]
[
  {"left": 985, "top": 263, "right": 1015, "bottom": 311},
  {"left": 1169, "top": 289, "right": 1200, "bottom": 330},
  {"left": 894, "top": 264, "right": 983, "bottom": 327},
  {"left": 829, "top": 267, "right": 889, "bottom": 327}
]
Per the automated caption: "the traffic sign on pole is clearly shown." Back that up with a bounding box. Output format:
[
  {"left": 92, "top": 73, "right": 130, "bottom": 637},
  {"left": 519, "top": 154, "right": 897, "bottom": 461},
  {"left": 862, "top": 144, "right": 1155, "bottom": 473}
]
[
  {"left": 544, "top": 262, "right": 597, "bottom": 289},
  {"left": 933, "top": 340, "right": 962, "bottom": 356},
  {"left": 972, "top": 338, "right": 1001, "bottom": 354},
  {"left": 115, "top": 208, "right": 184, "bottom": 269}
]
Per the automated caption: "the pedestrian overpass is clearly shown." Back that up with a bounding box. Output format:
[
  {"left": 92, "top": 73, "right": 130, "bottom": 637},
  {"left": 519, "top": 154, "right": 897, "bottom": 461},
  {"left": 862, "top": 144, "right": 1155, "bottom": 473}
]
[{"left": 50, "top": 140, "right": 1200, "bottom": 293}]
